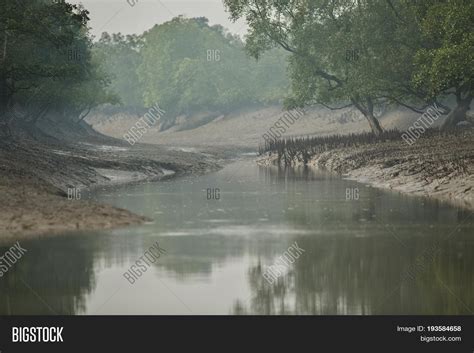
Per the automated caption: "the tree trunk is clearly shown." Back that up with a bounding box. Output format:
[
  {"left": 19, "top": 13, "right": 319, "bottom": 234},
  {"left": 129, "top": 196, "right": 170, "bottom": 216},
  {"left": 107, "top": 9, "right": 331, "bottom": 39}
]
[
  {"left": 441, "top": 94, "right": 472, "bottom": 129},
  {"left": 77, "top": 106, "right": 92, "bottom": 123},
  {"left": 351, "top": 97, "right": 384, "bottom": 136},
  {"left": 362, "top": 110, "right": 383, "bottom": 136}
]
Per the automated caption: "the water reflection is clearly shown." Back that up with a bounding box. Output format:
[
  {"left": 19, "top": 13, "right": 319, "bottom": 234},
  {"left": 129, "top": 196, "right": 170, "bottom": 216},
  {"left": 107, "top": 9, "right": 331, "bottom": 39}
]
[
  {"left": 232, "top": 235, "right": 474, "bottom": 315},
  {"left": 1, "top": 160, "right": 472, "bottom": 314},
  {"left": 0, "top": 235, "right": 98, "bottom": 314}
]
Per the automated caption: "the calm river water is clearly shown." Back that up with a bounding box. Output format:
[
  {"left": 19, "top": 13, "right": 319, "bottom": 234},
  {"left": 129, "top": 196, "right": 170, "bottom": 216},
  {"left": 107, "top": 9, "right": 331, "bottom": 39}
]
[{"left": 1, "top": 158, "right": 473, "bottom": 314}]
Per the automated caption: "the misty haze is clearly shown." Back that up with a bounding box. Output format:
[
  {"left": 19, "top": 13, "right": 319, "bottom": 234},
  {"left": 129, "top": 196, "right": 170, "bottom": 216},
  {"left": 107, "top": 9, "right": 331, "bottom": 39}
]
[{"left": 0, "top": 0, "right": 473, "bottom": 320}]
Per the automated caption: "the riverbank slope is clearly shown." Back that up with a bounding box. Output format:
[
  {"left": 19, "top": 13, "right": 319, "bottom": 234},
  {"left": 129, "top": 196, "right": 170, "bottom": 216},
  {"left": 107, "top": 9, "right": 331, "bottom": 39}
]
[
  {"left": 258, "top": 130, "right": 474, "bottom": 211},
  {"left": 0, "top": 128, "right": 219, "bottom": 242}
]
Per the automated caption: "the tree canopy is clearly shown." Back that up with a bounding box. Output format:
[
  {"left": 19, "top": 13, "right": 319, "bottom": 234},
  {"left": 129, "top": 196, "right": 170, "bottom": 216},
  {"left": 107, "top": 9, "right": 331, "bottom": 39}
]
[
  {"left": 411, "top": 0, "right": 474, "bottom": 127},
  {"left": 94, "top": 16, "right": 290, "bottom": 120},
  {"left": 0, "top": 0, "right": 114, "bottom": 135},
  {"left": 1, "top": 1, "right": 471, "bottom": 137},
  {"left": 223, "top": 0, "right": 473, "bottom": 133}
]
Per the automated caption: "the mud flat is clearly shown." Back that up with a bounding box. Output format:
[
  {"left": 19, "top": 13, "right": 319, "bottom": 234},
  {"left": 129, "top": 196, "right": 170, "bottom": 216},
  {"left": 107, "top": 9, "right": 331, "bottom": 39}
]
[
  {"left": 0, "top": 138, "right": 220, "bottom": 243},
  {"left": 258, "top": 130, "right": 474, "bottom": 211}
]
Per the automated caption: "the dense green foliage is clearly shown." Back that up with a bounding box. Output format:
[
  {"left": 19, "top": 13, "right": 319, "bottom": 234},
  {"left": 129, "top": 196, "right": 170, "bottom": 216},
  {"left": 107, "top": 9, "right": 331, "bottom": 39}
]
[
  {"left": 1, "top": 0, "right": 471, "bottom": 136},
  {"left": 0, "top": 0, "right": 114, "bottom": 135},
  {"left": 93, "top": 33, "right": 144, "bottom": 108},
  {"left": 411, "top": 0, "right": 473, "bottom": 127},
  {"left": 94, "top": 17, "right": 290, "bottom": 117},
  {"left": 223, "top": 0, "right": 473, "bottom": 132},
  {"left": 412, "top": 0, "right": 473, "bottom": 99}
]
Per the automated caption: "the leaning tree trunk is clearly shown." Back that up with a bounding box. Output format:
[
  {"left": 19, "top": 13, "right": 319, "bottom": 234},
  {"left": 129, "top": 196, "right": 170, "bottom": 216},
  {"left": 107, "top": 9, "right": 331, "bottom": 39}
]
[
  {"left": 441, "top": 94, "right": 472, "bottom": 129},
  {"left": 362, "top": 110, "right": 383, "bottom": 136},
  {"left": 351, "top": 97, "right": 383, "bottom": 136}
]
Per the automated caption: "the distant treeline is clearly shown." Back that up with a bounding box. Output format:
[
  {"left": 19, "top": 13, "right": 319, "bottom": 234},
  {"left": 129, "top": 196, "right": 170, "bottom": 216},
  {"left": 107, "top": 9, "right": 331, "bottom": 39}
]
[
  {"left": 0, "top": 2, "right": 289, "bottom": 137},
  {"left": 1, "top": 0, "right": 472, "bottom": 139},
  {"left": 94, "top": 16, "right": 290, "bottom": 118}
]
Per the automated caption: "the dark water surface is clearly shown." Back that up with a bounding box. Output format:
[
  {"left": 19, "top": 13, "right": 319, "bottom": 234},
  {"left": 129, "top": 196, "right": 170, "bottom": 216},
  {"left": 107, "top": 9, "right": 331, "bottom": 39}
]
[{"left": 1, "top": 158, "right": 473, "bottom": 314}]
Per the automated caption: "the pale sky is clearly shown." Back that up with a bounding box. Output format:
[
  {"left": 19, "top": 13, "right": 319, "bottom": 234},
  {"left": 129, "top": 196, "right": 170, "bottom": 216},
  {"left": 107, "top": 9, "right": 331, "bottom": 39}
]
[{"left": 70, "top": 0, "right": 248, "bottom": 39}]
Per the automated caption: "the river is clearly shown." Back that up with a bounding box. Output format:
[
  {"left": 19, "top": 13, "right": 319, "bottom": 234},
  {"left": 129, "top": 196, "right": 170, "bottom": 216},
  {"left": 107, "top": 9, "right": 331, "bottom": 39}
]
[{"left": 1, "top": 157, "right": 473, "bottom": 314}]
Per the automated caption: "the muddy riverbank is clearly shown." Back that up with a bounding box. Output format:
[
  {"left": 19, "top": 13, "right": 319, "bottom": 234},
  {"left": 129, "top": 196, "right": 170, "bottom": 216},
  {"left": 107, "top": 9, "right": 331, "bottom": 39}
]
[
  {"left": 258, "top": 130, "right": 474, "bottom": 211},
  {"left": 0, "top": 136, "right": 220, "bottom": 242}
]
